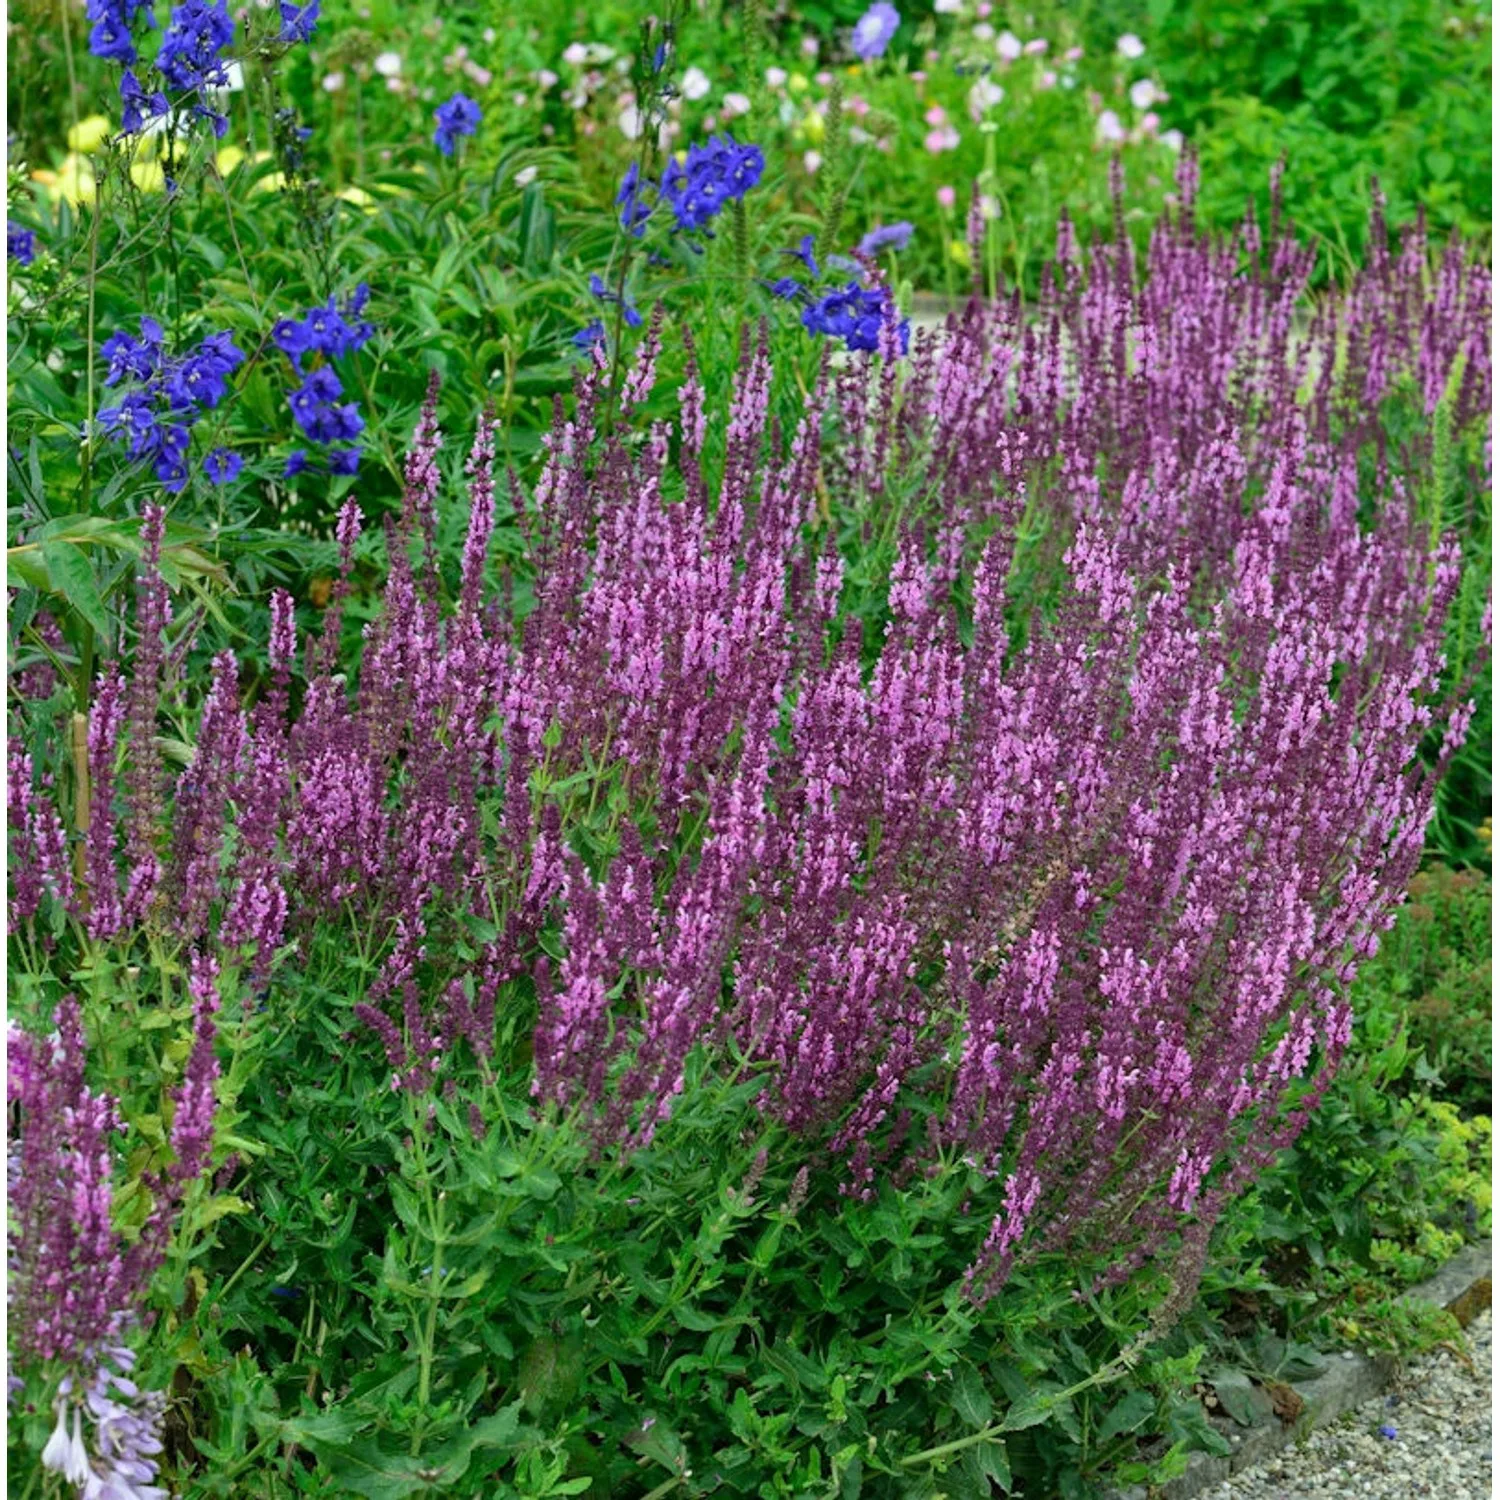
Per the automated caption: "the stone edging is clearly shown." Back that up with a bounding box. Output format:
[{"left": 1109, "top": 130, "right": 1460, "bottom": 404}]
[{"left": 1105, "top": 1238, "right": 1492, "bottom": 1500}]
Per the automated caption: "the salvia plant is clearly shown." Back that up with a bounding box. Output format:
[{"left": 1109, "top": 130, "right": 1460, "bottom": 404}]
[{"left": 7, "top": 161, "right": 1490, "bottom": 1495}]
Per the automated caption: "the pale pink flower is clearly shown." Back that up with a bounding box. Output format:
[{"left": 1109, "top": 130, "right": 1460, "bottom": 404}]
[
  {"left": 803, "top": 148, "right": 822, "bottom": 173},
  {"left": 1129, "top": 78, "right": 1160, "bottom": 110},
  {"left": 1023, "top": 37, "right": 1047, "bottom": 55},
  {"left": 800, "top": 35, "right": 819, "bottom": 57},
  {"left": 680, "top": 65, "right": 711, "bottom": 100},
  {"left": 995, "top": 29, "right": 1021, "bottom": 60},
  {"left": 1096, "top": 108, "right": 1125, "bottom": 142},
  {"left": 936, "top": 184, "right": 957, "bottom": 210},
  {"left": 1064, "top": 45, "right": 1083, "bottom": 61},
  {"left": 1037, "top": 69, "right": 1057, "bottom": 90},
  {"left": 766, "top": 66, "right": 788, "bottom": 87},
  {"left": 562, "top": 42, "right": 588, "bottom": 65},
  {"left": 924, "top": 124, "right": 961, "bottom": 153},
  {"left": 1116, "top": 32, "right": 1145, "bottom": 59},
  {"left": 924, "top": 102, "right": 948, "bottom": 126},
  {"left": 721, "top": 91, "right": 751, "bottom": 118}
]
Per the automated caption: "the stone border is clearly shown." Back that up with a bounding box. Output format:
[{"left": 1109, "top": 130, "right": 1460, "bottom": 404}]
[{"left": 1106, "top": 1238, "right": 1492, "bottom": 1500}]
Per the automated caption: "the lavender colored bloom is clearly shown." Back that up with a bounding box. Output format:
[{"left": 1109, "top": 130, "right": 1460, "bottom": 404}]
[
  {"left": 203, "top": 447, "right": 242, "bottom": 484},
  {"left": 434, "top": 92, "right": 482, "bottom": 155},
  {"left": 8, "top": 221, "right": 36, "bottom": 265},
  {"left": 857, "top": 220, "right": 914, "bottom": 257},
  {"left": 851, "top": 1, "right": 900, "bottom": 60}
]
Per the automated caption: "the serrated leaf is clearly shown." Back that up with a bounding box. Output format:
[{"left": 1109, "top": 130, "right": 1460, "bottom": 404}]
[{"left": 951, "top": 1361, "right": 993, "bottom": 1429}]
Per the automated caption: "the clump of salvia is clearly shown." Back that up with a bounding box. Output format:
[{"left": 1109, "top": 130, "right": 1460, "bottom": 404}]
[{"left": 9, "top": 162, "right": 1488, "bottom": 1339}]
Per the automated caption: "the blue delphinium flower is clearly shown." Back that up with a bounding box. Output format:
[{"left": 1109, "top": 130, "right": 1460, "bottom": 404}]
[
  {"left": 588, "top": 272, "right": 643, "bottom": 329},
  {"left": 782, "top": 233, "right": 819, "bottom": 277},
  {"left": 85, "top": 0, "right": 154, "bottom": 64},
  {"left": 8, "top": 222, "right": 37, "bottom": 266},
  {"left": 98, "top": 321, "right": 245, "bottom": 489},
  {"left": 802, "top": 282, "right": 910, "bottom": 355},
  {"left": 100, "top": 316, "right": 165, "bottom": 384},
  {"left": 273, "top": 286, "right": 373, "bottom": 475},
  {"left": 278, "top": 0, "right": 319, "bottom": 43},
  {"left": 857, "top": 221, "right": 914, "bottom": 257},
  {"left": 572, "top": 320, "right": 606, "bottom": 350},
  {"left": 616, "top": 162, "right": 653, "bottom": 238},
  {"left": 851, "top": 1, "right": 900, "bottom": 61},
  {"left": 119, "top": 70, "right": 170, "bottom": 135},
  {"left": 327, "top": 447, "right": 360, "bottom": 476},
  {"left": 659, "top": 134, "right": 764, "bottom": 238},
  {"left": 433, "top": 93, "right": 482, "bottom": 155},
  {"left": 766, "top": 277, "right": 803, "bottom": 300},
  {"left": 283, "top": 450, "right": 312, "bottom": 479},
  {"left": 203, "top": 448, "right": 243, "bottom": 484},
  {"left": 1378, "top": 1424, "right": 1398, "bottom": 1440},
  {"left": 156, "top": 0, "right": 235, "bottom": 92}
]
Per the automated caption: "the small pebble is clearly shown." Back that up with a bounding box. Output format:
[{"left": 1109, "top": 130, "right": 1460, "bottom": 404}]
[{"left": 1206, "top": 1309, "right": 1491, "bottom": 1500}]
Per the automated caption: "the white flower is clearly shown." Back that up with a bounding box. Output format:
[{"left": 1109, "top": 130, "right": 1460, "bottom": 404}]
[
  {"left": 1129, "top": 78, "right": 1159, "bottom": 110},
  {"left": 934, "top": 0, "right": 963, "bottom": 11},
  {"left": 680, "top": 65, "right": 711, "bottom": 100},
  {"left": 995, "top": 29, "right": 1022, "bottom": 60},
  {"left": 803, "top": 149, "right": 822, "bottom": 173},
  {"left": 42, "top": 1403, "right": 90, "bottom": 1486},
  {"left": 463, "top": 60, "right": 493, "bottom": 86},
  {"left": 971, "top": 22, "right": 994, "bottom": 40},
  {"left": 514, "top": 165, "right": 538, "bottom": 185},
  {"left": 967, "top": 78, "right": 1004, "bottom": 119},
  {"left": 765, "top": 66, "right": 787, "bottom": 87},
  {"left": 1096, "top": 108, "right": 1125, "bottom": 142},
  {"left": 618, "top": 103, "right": 645, "bottom": 139},
  {"left": 321, "top": 71, "right": 345, "bottom": 92},
  {"left": 980, "top": 193, "right": 1001, "bottom": 220},
  {"left": 721, "top": 91, "right": 751, "bottom": 118},
  {"left": 536, "top": 68, "right": 558, "bottom": 89},
  {"left": 373, "top": 51, "right": 401, "bottom": 77},
  {"left": 482, "top": 27, "right": 496, "bottom": 42},
  {"left": 1116, "top": 32, "right": 1145, "bottom": 59},
  {"left": 562, "top": 42, "right": 588, "bottom": 65},
  {"left": 1160, "top": 127, "right": 1184, "bottom": 152}
]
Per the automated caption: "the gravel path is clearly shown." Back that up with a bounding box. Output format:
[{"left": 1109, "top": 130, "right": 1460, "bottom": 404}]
[{"left": 1204, "top": 1310, "right": 1492, "bottom": 1499}]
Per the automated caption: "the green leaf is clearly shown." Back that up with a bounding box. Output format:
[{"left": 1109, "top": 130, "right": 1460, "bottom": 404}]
[
  {"left": 965, "top": 1437, "right": 1010, "bottom": 1491},
  {"left": 950, "top": 1361, "right": 993, "bottom": 1430},
  {"left": 40, "top": 540, "right": 113, "bottom": 646},
  {"left": 1206, "top": 1368, "right": 1260, "bottom": 1428},
  {"left": 1095, "top": 1388, "right": 1156, "bottom": 1444}
]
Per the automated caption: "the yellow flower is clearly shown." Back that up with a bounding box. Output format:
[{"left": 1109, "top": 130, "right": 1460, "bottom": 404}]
[
  {"left": 215, "top": 145, "right": 246, "bottom": 176},
  {"left": 67, "top": 115, "right": 113, "bottom": 153},
  {"left": 35, "top": 153, "right": 96, "bottom": 205},
  {"left": 800, "top": 110, "right": 825, "bottom": 145},
  {"left": 130, "top": 158, "right": 166, "bottom": 193},
  {"left": 947, "top": 238, "right": 971, "bottom": 268},
  {"left": 252, "top": 170, "right": 288, "bottom": 195},
  {"left": 337, "top": 185, "right": 376, "bottom": 212},
  {"left": 787, "top": 72, "right": 809, "bottom": 95}
]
